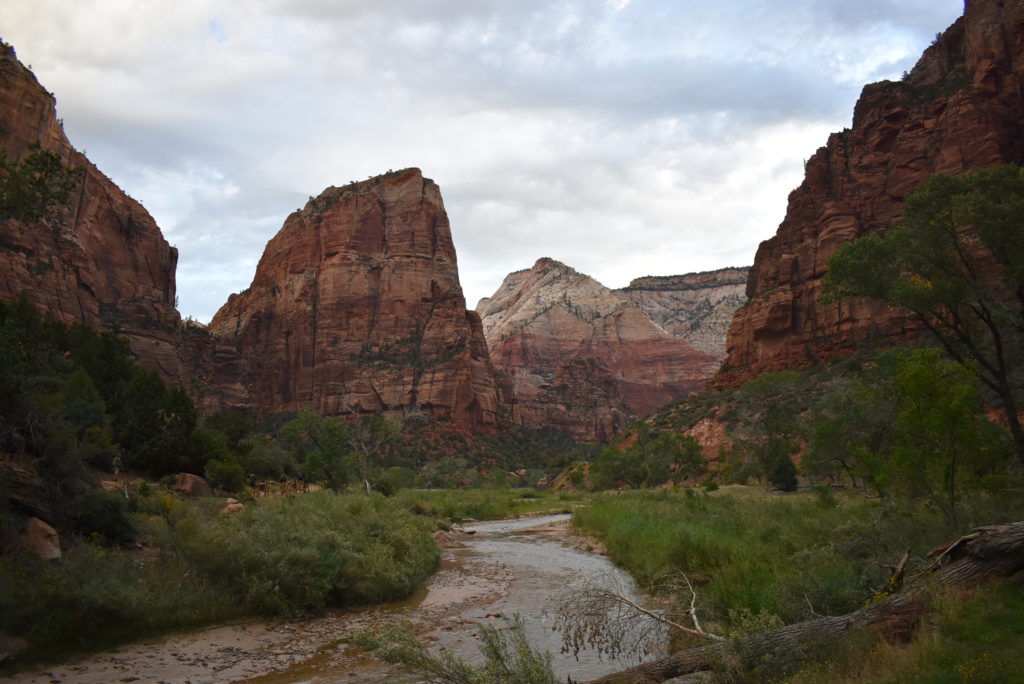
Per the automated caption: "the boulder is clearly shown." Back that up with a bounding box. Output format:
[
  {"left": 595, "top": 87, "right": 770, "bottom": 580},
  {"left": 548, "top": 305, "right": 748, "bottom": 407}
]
[
  {"left": 219, "top": 502, "right": 244, "bottom": 516},
  {"left": 171, "top": 473, "right": 211, "bottom": 497},
  {"left": 21, "top": 517, "right": 61, "bottom": 560}
]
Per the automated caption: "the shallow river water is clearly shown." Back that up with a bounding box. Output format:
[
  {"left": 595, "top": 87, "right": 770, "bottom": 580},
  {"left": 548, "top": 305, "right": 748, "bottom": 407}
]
[{"left": 5, "top": 514, "right": 650, "bottom": 684}]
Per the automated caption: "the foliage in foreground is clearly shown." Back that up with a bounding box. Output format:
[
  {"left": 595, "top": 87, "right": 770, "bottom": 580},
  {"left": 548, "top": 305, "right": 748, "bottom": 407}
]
[
  {"left": 350, "top": 615, "right": 558, "bottom": 684},
  {"left": 788, "top": 577, "right": 1024, "bottom": 683},
  {"left": 0, "top": 490, "right": 439, "bottom": 662},
  {"left": 572, "top": 488, "right": 1024, "bottom": 634}
]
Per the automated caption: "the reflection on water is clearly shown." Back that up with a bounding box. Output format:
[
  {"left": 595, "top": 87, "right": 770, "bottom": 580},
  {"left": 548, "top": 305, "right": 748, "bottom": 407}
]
[{"left": 243, "top": 513, "right": 651, "bottom": 683}]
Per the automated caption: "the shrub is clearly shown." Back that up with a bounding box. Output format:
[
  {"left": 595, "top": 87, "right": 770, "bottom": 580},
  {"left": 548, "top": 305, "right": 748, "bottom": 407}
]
[
  {"left": 204, "top": 458, "right": 246, "bottom": 493},
  {"left": 69, "top": 490, "right": 135, "bottom": 547},
  {"left": 170, "top": 491, "right": 440, "bottom": 614}
]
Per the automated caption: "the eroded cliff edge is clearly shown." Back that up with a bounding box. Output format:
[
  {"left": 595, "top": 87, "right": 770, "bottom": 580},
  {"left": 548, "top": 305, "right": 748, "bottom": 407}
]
[
  {"left": 721, "top": 0, "right": 1024, "bottom": 383},
  {"left": 0, "top": 42, "right": 193, "bottom": 383}
]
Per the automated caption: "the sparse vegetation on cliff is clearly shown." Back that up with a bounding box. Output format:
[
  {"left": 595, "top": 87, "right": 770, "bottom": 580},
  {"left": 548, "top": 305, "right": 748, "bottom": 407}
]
[{"left": 0, "top": 143, "right": 81, "bottom": 228}]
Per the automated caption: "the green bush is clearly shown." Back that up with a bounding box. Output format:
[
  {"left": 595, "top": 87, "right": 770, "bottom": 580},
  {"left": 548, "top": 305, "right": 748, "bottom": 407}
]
[
  {"left": 69, "top": 490, "right": 135, "bottom": 547},
  {"left": 1, "top": 489, "right": 440, "bottom": 663},
  {"left": 168, "top": 491, "right": 440, "bottom": 614},
  {"left": 204, "top": 458, "right": 245, "bottom": 493},
  {"left": 393, "top": 488, "right": 570, "bottom": 523}
]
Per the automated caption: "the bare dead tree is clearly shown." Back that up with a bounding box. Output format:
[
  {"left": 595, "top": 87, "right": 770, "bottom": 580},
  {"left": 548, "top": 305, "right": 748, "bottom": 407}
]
[
  {"left": 556, "top": 571, "right": 721, "bottom": 665},
  {"left": 580, "top": 521, "right": 1024, "bottom": 683}
]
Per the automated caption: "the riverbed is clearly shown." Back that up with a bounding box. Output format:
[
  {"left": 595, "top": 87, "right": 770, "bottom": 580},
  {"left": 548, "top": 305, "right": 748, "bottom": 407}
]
[{"left": 4, "top": 514, "right": 653, "bottom": 683}]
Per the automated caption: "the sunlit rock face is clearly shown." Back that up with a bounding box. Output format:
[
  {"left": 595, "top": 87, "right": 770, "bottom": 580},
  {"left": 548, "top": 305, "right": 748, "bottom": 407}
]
[
  {"left": 721, "top": 0, "right": 1024, "bottom": 384},
  {"left": 0, "top": 43, "right": 190, "bottom": 383},
  {"left": 207, "top": 169, "right": 503, "bottom": 430},
  {"left": 478, "top": 258, "right": 730, "bottom": 442}
]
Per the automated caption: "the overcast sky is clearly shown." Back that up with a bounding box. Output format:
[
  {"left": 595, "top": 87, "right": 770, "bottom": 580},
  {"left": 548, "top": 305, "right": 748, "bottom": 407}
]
[{"left": 3, "top": 0, "right": 964, "bottom": 321}]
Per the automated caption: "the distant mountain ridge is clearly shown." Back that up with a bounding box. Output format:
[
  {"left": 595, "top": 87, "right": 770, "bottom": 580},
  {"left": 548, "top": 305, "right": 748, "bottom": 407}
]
[
  {"left": 477, "top": 258, "right": 747, "bottom": 441},
  {"left": 618, "top": 267, "right": 748, "bottom": 355}
]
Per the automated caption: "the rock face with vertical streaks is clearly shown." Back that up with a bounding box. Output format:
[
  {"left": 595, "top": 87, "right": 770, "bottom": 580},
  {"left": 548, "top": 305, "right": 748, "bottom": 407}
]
[
  {"left": 206, "top": 169, "right": 502, "bottom": 430},
  {"left": 0, "top": 42, "right": 188, "bottom": 382},
  {"left": 721, "top": 0, "right": 1024, "bottom": 383}
]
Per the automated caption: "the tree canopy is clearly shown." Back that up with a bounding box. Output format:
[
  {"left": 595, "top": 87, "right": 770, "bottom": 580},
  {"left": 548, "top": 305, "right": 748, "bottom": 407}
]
[{"left": 822, "top": 165, "right": 1024, "bottom": 463}]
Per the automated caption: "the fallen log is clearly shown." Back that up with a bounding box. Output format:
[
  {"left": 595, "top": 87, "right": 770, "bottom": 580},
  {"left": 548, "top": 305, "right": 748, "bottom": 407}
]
[{"left": 581, "top": 521, "right": 1024, "bottom": 684}]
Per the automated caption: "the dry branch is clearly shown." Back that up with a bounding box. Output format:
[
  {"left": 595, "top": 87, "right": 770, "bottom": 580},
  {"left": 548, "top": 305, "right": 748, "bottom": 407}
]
[{"left": 581, "top": 521, "right": 1024, "bottom": 684}]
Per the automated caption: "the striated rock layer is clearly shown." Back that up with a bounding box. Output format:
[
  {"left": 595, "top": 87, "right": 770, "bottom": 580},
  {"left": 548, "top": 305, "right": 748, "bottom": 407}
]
[
  {"left": 721, "top": 0, "right": 1024, "bottom": 383},
  {"left": 477, "top": 258, "right": 725, "bottom": 442},
  {"left": 0, "top": 42, "right": 190, "bottom": 382},
  {"left": 618, "top": 268, "right": 748, "bottom": 355},
  {"left": 206, "top": 169, "right": 502, "bottom": 430}
]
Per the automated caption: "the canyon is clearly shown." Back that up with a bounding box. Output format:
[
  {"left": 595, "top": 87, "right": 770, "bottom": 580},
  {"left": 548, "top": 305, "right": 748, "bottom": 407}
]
[
  {"left": 1, "top": 41, "right": 736, "bottom": 440},
  {"left": 5, "top": 0, "right": 1022, "bottom": 441}
]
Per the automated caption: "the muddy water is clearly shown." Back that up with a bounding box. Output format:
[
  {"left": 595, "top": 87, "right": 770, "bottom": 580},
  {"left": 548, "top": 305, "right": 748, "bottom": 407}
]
[{"left": 5, "top": 514, "right": 649, "bottom": 684}]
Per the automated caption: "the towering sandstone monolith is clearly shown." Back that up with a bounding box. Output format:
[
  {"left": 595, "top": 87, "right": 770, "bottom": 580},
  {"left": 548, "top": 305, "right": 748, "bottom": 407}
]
[
  {"left": 206, "top": 169, "right": 503, "bottom": 430},
  {"left": 721, "top": 0, "right": 1024, "bottom": 383},
  {"left": 477, "top": 258, "right": 728, "bottom": 441},
  {"left": 0, "top": 42, "right": 189, "bottom": 381}
]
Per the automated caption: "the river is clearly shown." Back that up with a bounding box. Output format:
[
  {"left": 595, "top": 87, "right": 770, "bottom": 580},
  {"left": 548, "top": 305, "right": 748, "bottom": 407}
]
[{"left": 5, "top": 514, "right": 654, "bottom": 683}]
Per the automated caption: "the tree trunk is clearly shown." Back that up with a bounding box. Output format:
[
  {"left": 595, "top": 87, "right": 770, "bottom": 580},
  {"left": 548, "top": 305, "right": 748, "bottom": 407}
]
[{"left": 580, "top": 521, "right": 1024, "bottom": 684}]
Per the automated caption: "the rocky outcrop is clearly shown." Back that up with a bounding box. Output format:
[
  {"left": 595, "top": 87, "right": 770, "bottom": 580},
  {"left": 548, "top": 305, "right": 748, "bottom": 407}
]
[
  {"left": 477, "top": 258, "right": 722, "bottom": 441},
  {"left": 721, "top": 0, "right": 1024, "bottom": 383},
  {"left": 0, "top": 42, "right": 189, "bottom": 383},
  {"left": 20, "top": 518, "right": 61, "bottom": 561},
  {"left": 618, "top": 268, "right": 748, "bottom": 355},
  {"left": 206, "top": 169, "right": 502, "bottom": 430}
]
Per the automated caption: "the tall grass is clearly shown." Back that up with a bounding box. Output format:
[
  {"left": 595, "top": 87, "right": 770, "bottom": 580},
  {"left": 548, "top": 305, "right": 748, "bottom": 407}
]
[
  {"left": 572, "top": 487, "right": 1024, "bottom": 630},
  {"left": 0, "top": 490, "right": 439, "bottom": 665},
  {"left": 394, "top": 488, "right": 582, "bottom": 523}
]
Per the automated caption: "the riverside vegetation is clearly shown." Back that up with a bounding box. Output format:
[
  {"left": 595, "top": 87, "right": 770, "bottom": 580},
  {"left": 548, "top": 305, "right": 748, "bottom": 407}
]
[{"left": 0, "top": 295, "right": 575, "bottom": 667}]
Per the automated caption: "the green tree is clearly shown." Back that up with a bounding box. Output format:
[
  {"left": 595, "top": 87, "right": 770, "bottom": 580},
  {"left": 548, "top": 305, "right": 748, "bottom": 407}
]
[
  {"left": 0, "top": 143, "right": 81, "bottom": 226},
  {"left": 279, "top": 408, "right": 350, "bottom": 490},
  {"left": 822, "top": 165, "right": 1024, "bottom": 464},
  {"left": 592, "top": 432, "right": 705, "bottom": 489},
  {"left": 806, "top": 349, "right": 1008, "bottom": 522},
  {"left": 347, "top": 414, "right": 402, "bottom": 494},
  {"left": 887, "top": 349, "right": 1008, "bottom": 525},
  {"left": 112, "top": 370, "right": 198, "bottom": 475}
]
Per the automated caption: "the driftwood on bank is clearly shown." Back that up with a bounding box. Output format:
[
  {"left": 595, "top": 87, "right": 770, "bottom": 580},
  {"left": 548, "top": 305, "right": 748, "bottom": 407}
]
[{"left": 580, "top": 521, "right": 1024, "bottom": 684}]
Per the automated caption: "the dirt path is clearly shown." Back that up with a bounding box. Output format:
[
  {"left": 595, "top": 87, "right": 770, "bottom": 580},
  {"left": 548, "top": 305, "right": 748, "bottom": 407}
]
[{"left": 3, "top": 515, "right": 629, "bottom": 684}]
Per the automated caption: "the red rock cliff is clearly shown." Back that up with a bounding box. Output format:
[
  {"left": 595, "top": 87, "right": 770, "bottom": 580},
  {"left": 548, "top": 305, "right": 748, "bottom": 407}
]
[
  {"left": 477, "top": 258, "right": 722, "bottom": 442},
  {"left": 206, "top": 169, "right": 502, "bottom": 430},
  {"left": 721, "top": 0, "right": 1024, "bottom": 382},
  {"left": 0, "top": 42, "right": 188, "bottom": 381}
]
